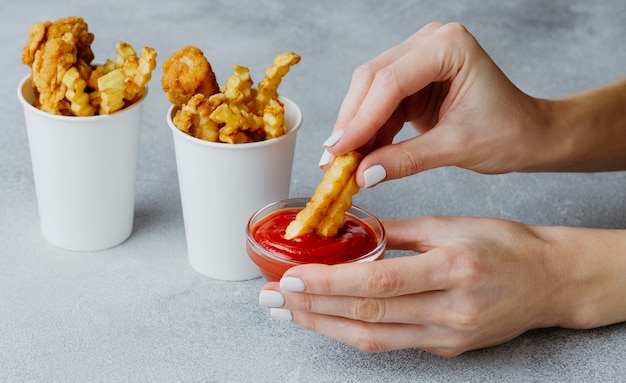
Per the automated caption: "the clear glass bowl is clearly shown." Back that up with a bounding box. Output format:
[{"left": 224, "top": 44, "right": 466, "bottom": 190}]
[{"left": 246, "top": 198, "right": 386, "bottom": 281}]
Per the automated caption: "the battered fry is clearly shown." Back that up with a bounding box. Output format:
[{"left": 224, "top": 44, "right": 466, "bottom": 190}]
[{"left": 284, "top": 151, "right": 363, "bottom": 239}]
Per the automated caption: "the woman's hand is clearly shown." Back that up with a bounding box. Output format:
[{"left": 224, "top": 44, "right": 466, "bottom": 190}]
[
  {"left": 321, "top": 22, "right": 626, "bottom": 187},
  {"left": 259, "top": 217, "right": 626, "bottom": 356}
]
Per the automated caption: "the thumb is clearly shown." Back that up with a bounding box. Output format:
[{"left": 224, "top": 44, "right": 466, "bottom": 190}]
[{"left": 356, "top": 128, "right": 459, "bottom": 188}]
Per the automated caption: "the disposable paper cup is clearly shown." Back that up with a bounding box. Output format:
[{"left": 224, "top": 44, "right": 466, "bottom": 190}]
[
  {"left": 167, "top": 97, "right": 302, "bottom": 280},
  {"left": 18, "top": 75, "right": 145, "bottom": 251}
]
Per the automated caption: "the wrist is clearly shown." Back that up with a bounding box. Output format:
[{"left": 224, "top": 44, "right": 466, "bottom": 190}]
[
  {"left": 535, "top": 225, "right": 626, "bottom": 329},
  {"left": 529, "top": 78, "right": 626, "bottom": 172}
]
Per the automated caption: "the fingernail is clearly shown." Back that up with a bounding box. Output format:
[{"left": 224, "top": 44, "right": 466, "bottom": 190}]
[
  {"left": 270, "top": 308, "right": 293, "bottom": 321},
  {"left": 280, "top": 276, "right": 306, "bottom": 292},
  {"left": 363, "top": 165, "right": 386, "bottom": 188},
  {"left": 323, "top": 130, "right": 344, "bottom": 147},
  {"left": 318, "top": 149, "right": 334, "bottom": 168},
  {"left": 259, "top": 290, "right": 285, "bottom": 308}
]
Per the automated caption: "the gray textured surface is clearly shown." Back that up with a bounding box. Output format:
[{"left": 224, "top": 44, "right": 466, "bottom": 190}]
[{"left": 2, "top": 0, "right": 626, "bottom": 381}]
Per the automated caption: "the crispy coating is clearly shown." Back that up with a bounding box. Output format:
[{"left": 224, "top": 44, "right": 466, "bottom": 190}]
[
  {"left": 255, "top": 51, "right": 300, "bottom": 114},
  {"left": 22, "top": 16, "right": 156, "bottom": 116},
  {"left": 30, "top": 33, "right": 76, "bottom": 114},
  {"left": 123, "top": 46, "right": 158, "bottom": 102},
  {"left": 22, "top": 17, "right": 95, "bottom": 114},
  {"left": 262, "top": 98, "right": 285, "bottom": 139},
  {"left": 161, "top": 46, "right": 220, "bottom": 106},
  {"left": 97, "top": 68, "right": 126, "bottom": 115},
  {"left": 22, "top": 16, "right": 94, "bottom": 67},
  {"left": 163, "top": 49, "right": 299, "bottom": 144},
  {"left": 284, "top": 151, "right": 363, "bottom": 239},
  {"left": 173, "top": 93, "right": 222, "bottom": 142},
  {"left": 62, "top": 66, "right": 95, "bottom": 116}
]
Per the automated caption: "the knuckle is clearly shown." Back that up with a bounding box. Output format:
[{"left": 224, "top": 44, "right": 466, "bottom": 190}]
[
  {"left": 397, "top": 144, "right": 427, "bottom": 176},
  {"left": 352, "top": 330, "right": 385, "bottom": 353},
  {"left": 451, "top": 304, "right": 482, "bottom": 331},
  {"left": 352, "top": 297, "right": 386, "bottom": 322},
  {"left": 352, "top": 61, "right": 377, "bottom": 84},
  {"left": 298, "top": 292, "right": 316, "bottom": 313},
  {"left": 420, "top": 21, "right": 445, "bottom": 33},
  {"left": 445, "top": 245, "right": 483, "bottom": 286},
  {"left": 439, "top": 22, "right": 470, "bottom": 39},
  {"left": 364, "top": 265, "right": 402, "bottom": 296}
]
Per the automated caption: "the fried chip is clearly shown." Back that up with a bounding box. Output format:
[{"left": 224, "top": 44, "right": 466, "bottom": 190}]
[
  {"left": 97, "top": 68, "right": 126, "bottom": 115},
  {"left": 255, "top": 51, "right": 300, "bottom": 114},
  {"left": 163, "top": 48, "right": 299, "bottom": 144},
  {"left": 173, "top": 93, "right": 222, "bottom": 142},
  {"left": 62, "top": 66, "right": 95, "bottom": 116},
  {"left": 262, "top": 98, "right": 285, "bottom": 139},
  {"left": 284, "top": 151, "right": 363, "bottom": 239},
  {"left": 123, "top": 46, "right": 157, "bottom": 102}
]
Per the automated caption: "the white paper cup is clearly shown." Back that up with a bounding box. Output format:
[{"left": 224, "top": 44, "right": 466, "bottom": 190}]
[
  {"left": 18, "top": 75, "right": 145, "bottom": 251},
  {"left": 167, "top": 97, "right": 302, "bottom": 280}
]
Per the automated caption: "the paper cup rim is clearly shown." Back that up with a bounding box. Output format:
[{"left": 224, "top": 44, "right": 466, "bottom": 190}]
[
  {"left": 18, "top": 74, "right": 148, "bottom": 121},
  {"left": 166, "top": 95, "right": 303, "bottom": 150}
]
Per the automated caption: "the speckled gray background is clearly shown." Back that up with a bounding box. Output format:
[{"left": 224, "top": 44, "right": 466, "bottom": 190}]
[{"left": 2, "top": 0, "right": 625, "bottom": 381}]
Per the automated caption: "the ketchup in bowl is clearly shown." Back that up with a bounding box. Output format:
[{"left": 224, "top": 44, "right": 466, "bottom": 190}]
[{"left": 246, "top": 198, "right": 386, "bottom": 282}]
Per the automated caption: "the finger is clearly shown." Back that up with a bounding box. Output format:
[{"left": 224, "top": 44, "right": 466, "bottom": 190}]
[
  {"left": 276, "top": 288, "right": 451, "bottom": 326},
  {"left": 281, "top": 254, "right": 450, "bottom": 298},
  {"left": 329, "top": 23, "right": 467, "bottom": 157},
  {"left": 291, "top": 311, "right": 466, "bottom": 355},
  {"left": 334, "top": 22, "right": 444, "bottom": 129},
  {"left": 355, "top": 125, "right": 462, "bottom": 185},
  {"left": 293, "top": 311, "right": 426, "bottom": 352}
]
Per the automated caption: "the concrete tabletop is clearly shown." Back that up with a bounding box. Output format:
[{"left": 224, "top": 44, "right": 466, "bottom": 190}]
[{"left": 2, "top": 0, "right": 625, "bottom": 381}]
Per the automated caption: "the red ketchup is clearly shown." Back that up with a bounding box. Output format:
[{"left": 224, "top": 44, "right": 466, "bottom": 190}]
[{"left": 248, "top": 208, "right": 381, "bottom": 281}]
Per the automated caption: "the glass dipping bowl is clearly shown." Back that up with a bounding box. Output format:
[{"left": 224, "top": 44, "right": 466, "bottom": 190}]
[{"left": 246, "top": 198, "right": 386, "bottom": 282}]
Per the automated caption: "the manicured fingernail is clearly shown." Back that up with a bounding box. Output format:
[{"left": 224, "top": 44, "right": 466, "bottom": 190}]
[
  {"left": 280, "top": 276, "right": 306, "bottom": 292},
  {"left": 259, "top": 290, "right": 285, "bottom": 308},
  {"left": 318, "top": 149, "right": 334, "bottom": 168},
  {"left": 323, "top": 130, "right": 344, "bottom": 147},
  {"left": 270, "top": 308, "right": 293, "bottom": 321},
  {"left": 363, "top": 165, "right": 386, "bottom": 188}
]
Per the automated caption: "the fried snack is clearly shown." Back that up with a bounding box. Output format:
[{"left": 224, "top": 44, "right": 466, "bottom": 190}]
[
  {"left": 29, "top": 34, "right": 76, "bottom": 114},
  {"left": 97, "top": 68, "right": 126, "bottom": 115},
  {"left": 22, "top": 16, "right": 94, "bottom": 68},
  {"left": 161, "top": 46, "right": 220, "bottom": 106},
  {"left": 62, "top": 66, "right": 95, "bottom": 116},
  {"left": 23, "top": 17, "right": 94, "bottom": 115},
  {"left": 173, "top": 93, "right": 222, "bottom": 142},
  {"left": 211, "top": 102, "right": 264, "bottom": 144},
  {"left": 163, "top": 48, "right": 300, "bottom": 144},
  {"left": 255, "top": 51, "right": 301, "bottom": 114},
  {"left": 223, "top": 64, "right": 255, "bottom": 105},
  {"left": 22, "top": 16, "right": 157, "bottom": 116},
  {"left": 123, "top": 46, "right": 158, "bottom": 103},
  {"left": 262, "top": 98, "right": 286, "bottom": 139},
  {"left": 284, "top": 151, "right": 363, "bottom": 239}
]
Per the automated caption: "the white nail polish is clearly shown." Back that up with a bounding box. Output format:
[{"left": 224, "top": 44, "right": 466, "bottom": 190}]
[
  {"left": 259, "top": 290, "right": 285, "bottom": 308},
  {"left": 280, "top": 277, "right": 306, "bottom": 292},
  {"left": 270, "top": 308, "right": 293, "bottom": 321},
  {"left": 363, "top": 165, "right": 386, "bottom": 188},
  {"left": 323, "top": 130, "right": 344, "bottom": 147},
  {"left": 318, "top": 149, "right": 334, "bottom": 168}
]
